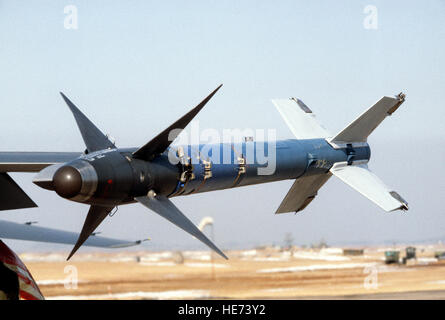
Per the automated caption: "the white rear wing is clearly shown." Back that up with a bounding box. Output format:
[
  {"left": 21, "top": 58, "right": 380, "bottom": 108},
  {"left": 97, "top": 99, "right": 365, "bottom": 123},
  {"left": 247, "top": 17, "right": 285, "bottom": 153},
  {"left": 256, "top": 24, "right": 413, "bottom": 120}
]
[
  {"left": 272, "top": 93, "right": 408, "bottom": 214},
  {"left": 272, "top": 98, "right": 330, "bottom": 139},
  {"left": 330, "top": 162, "right": 408, "bottom": 212}
]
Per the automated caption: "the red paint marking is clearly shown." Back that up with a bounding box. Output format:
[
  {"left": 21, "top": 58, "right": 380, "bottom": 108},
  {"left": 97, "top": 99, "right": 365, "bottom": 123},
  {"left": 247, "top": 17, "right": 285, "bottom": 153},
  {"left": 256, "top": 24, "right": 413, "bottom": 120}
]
[{"left": 0, "top": 240, "right": 44, "bottom": 300}]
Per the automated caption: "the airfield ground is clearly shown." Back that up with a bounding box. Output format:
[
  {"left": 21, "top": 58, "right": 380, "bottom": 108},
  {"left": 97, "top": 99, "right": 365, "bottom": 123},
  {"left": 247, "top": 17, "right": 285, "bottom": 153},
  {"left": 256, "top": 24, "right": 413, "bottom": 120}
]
[{"left": 22, "top": 244, "right": 445, "bottom": 299}]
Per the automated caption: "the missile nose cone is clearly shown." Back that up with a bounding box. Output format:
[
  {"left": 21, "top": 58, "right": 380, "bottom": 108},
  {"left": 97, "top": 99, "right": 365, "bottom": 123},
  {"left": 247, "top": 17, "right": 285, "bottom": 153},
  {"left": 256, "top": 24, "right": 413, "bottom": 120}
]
[{"left": 53, "top": 166, "right": 82, "bottom": 198}]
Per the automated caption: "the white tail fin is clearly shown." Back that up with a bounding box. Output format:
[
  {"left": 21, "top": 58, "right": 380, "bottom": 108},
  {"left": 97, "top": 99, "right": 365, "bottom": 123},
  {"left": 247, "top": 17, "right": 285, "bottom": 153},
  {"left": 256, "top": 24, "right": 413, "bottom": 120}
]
[
  {"left": 329, "top": 93, "right": 405, "bottom": 147},
  {"left": 272, "top": 98, "right": 330, "bottom": 139},
  {"left": 330, "top": 162, "right": 408, "bottom": 212},
  {"left": 272, "top": 92, "right": 408, "bottom": 214}
]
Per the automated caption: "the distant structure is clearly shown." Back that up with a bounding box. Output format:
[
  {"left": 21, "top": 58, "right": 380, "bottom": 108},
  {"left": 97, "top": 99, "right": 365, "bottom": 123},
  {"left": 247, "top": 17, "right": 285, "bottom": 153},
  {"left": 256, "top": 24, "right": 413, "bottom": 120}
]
[
  {"left": 198, "top": 217, "right": 216, "bottom": 279},
  {"left": 311, "top": 238, "right": 328, "bottom": 249},
  {"left": 402, "top": 247, "right": 416, "bottom": 264},
  {"left": 283, "top": 233, "right": 294, "bottom": 251},
  {"left": 198, "top": 217, "right": 214, "bottom": 232},
  {"left": 172, "top": 251, "right": 184, "bottom": 265},
  {"left": 343, "top": 249, "right": 364, "bottom": 256},
  {"left": 384, "top": 250, "right": 400, "bottom": 264}
]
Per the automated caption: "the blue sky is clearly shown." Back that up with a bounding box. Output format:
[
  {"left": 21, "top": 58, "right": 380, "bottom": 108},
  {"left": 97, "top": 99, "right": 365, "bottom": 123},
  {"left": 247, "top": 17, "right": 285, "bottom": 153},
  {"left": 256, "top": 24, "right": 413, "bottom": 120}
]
[{"left": 0, "top": 1, "right": 444, "bottom": 252}]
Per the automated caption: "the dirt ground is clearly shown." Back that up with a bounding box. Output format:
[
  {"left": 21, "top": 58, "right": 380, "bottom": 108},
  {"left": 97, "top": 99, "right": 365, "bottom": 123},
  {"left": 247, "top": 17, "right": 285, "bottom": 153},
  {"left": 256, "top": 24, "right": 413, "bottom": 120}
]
[{"left": 21, "top": 244, "right": 445, "bottom": 300}]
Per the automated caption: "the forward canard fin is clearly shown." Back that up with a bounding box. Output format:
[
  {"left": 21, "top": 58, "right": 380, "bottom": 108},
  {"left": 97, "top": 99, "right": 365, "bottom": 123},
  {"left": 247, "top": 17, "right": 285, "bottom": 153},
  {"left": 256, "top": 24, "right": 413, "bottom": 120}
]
[
  {"left": 60, "top": 92, "right": 116, "bottom": 153},
  {"left": 133, "top": 85, "right": 222, "bottom": 160}
]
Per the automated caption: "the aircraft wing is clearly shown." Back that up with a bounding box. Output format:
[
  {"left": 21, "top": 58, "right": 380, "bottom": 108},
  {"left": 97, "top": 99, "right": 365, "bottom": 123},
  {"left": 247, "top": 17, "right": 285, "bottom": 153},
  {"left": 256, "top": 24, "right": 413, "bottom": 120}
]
[
  {"left": 0, "top": 219, "right": 143, "bottom": 249},
  {"left": 0, "top": 152, "right": 81, "bottom": 211},
  {"left": 0, "top": 152, "right": 81, "bottom": 172}
]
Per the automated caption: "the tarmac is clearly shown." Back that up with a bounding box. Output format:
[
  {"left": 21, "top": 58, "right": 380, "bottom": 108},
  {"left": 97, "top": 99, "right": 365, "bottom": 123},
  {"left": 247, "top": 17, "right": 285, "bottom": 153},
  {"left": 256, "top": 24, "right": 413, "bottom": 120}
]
[{"left": 21, "top": 244, "right": 445, "bottom": 300}]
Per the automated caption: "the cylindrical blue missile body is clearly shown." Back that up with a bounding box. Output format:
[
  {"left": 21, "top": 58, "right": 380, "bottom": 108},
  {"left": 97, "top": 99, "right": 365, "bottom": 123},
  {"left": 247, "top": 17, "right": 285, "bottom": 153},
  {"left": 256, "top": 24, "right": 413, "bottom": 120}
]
[{"left": 161, "top": 138, "right": 370, "bottom": 197}]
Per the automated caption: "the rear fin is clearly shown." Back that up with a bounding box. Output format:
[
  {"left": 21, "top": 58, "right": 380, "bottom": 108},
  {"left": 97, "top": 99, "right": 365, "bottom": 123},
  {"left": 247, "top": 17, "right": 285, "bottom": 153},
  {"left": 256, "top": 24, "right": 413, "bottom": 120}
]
[
  {"left": 60, "top": 92, "right": 116, "bottom": 153},
  {"left": 276, "top": 173, "right": 331, "bottom": 214},
  {"left": 272, "top": 98, "right": 330, "bottom": 139},
  {"left": 133, "top": 85, "right": 222, "bottom": 160},
  {"left": 0, "top": 173, "right": 37, "bottom": 211},
  {"left": 330, "top": 162, "right": 408, "bottom": 212},
  {"left": 329, "top": 93, "right": 405, "bottom": 147}
]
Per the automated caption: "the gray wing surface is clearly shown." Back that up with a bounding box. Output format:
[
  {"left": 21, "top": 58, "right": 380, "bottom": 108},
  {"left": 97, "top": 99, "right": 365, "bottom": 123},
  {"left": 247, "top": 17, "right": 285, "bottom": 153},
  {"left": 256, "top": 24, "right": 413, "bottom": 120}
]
[
  {"left": 275, "top": 173, "right": 332, "bottom": 214},
  {"left": 0, "top": 152, "right": 81, "bottom": 211},
  {"left": 0, "top": 152, "right": 81, "bottom": 172},
  {"left": 0, "top": 173, "right": 37, "bottom": 210},
  {"left": 0, "top": 219, "right": 142, "bottom": 248}
]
